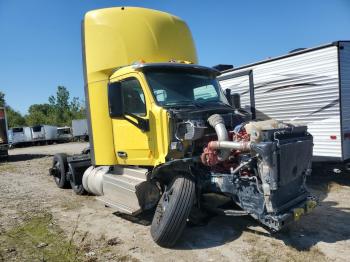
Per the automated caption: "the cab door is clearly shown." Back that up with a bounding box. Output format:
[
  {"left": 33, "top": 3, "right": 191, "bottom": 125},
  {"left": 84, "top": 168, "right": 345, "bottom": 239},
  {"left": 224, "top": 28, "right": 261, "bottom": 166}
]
[{"left": 110, "top": 73, "right": 155, "bottom": 166}]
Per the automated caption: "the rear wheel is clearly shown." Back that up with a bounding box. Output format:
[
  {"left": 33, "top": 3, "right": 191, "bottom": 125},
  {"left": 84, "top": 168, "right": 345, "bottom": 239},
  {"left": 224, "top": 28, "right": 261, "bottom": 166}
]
[
  {"left": 151, "top": 176, "right": 195, "bottom": 247},
  {"left": 52, "top": 153, "right": 69, "bottom": 188}
]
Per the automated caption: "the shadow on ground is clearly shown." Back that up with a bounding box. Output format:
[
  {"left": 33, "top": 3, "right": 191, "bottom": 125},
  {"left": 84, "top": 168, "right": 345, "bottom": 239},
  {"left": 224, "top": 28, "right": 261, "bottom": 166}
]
[
  {"left": 5, "top": 154, "right": 51, "bottom": 162},
  {"left": 113, "top": 209, "right": 155, "bottom": 226},
  {"left": 92, "top": 164, "right": 350, "bottom": 251},
  {"left": 175, "top": 215, "right": 252, "bottom": 250},
  {"left": 273, "top": 167, "right": 350, "bottom": 251},
  {"left": 310, "top": 163, "right": 350, "bottom": 189},
  {"left": 275, "top": 200, "right": 350, "bottom": 250},
  {"left": 176, "top": 168, "right": 350, "bottom": 250}
]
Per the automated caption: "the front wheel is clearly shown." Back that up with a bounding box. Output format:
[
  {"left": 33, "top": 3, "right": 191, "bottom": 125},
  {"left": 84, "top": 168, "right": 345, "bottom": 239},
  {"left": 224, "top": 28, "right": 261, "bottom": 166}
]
[{"left": 151, "top": 176, "right": 195, "bottom": 247}]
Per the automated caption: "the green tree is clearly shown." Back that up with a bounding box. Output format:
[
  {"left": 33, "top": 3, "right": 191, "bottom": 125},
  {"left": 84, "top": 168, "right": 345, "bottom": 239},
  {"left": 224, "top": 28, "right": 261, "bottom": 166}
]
[
  {"left": 0, "top": 91, "right": 26, "bottom": 127},
  {"left": 25, "top": 103, "right": 55, "bottom": 126},
  {"left": 48, "top": 86, "right": 70, "bottom": 125},
  {"left": 25, "top": 86, "right": 86, "bottom": 126},
  {"left": 6, "top": 107, "right": 26, "bottom": 128},
  {"left": 2, "top": 87, "right": 85, "bottom": 128},
  {"left": 70, "top": 97, "right": 86, "bottom": 120}
]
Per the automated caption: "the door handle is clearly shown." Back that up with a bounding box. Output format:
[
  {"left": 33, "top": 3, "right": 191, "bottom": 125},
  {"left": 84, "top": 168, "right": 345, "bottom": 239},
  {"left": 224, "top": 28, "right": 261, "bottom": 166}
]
[{"left": 117, "top": 151, "right": 128, "bottom": 158}]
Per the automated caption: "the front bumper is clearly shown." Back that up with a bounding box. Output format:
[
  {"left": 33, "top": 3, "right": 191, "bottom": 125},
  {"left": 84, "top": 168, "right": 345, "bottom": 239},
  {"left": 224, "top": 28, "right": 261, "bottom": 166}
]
[{"left": 258, "top": 197, "right": 318, "bottom": 231}]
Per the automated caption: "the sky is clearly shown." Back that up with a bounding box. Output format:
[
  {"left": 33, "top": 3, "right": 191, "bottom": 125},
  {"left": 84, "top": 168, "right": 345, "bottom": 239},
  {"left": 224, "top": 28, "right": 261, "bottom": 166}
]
[{"left": 0, "top": 0, "right": 349, "bottom": 114}]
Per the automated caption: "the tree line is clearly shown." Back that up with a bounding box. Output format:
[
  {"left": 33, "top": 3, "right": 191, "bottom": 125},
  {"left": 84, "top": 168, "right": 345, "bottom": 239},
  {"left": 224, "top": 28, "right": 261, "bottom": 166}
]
[{"left": 0, "top": 86, "right": 86, "bottom": 128}]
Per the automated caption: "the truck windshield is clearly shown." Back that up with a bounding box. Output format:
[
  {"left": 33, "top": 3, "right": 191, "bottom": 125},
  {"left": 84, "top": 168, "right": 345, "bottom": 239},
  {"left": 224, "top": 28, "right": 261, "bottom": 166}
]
[{"left": 145, "top": 70, "right": 228, "bottom": 107}]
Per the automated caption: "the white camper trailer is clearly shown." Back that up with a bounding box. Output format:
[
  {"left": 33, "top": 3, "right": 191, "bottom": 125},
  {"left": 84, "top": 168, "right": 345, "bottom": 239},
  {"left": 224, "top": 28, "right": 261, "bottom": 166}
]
[
  {"left": 219, "top": 41, "right": 350, "bottom": 162},
  {"left": 31, "top": 125, "right": 58, "bottom": 143},
  {"left": 7, "top": 129, "right": 13, "bottom": 145},
  {"left": 11, "top": 126, "right": 33, "bottom": 145}
]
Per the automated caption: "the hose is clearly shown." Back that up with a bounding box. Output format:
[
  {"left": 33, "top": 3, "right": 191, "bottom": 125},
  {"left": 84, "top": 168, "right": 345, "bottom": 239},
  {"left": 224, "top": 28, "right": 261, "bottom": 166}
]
[{"left": 207, "top": 140, "right": 252, "bottom": 152}]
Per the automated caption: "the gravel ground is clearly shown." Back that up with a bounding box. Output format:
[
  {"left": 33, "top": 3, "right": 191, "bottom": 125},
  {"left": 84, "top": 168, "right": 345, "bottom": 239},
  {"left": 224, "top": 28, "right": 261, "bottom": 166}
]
[{"left": 0, "top": 142, "right": 350, "bottom": 261}]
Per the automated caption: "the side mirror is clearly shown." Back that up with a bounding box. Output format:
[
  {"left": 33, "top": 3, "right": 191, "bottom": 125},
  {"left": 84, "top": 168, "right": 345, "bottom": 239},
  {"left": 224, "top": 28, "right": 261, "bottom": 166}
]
[
  {"left": 231, "top": 93, "right": 241, "bottom": 109},
  {"left": 108, "top": 82, "right": 123, "bottom": 118},
  {"left": 225, "top": 89, "right": 241, "bottom": 109}
]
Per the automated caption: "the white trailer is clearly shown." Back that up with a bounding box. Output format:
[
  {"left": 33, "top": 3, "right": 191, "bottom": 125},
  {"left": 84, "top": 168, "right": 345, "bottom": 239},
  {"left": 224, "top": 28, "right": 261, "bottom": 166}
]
[
  {"left": 11, "top": 126, "right": 33, "bottom": 145},
  {"left": 7, "top": 129, "right": 13, "bottom": 144},
  {"left": 218, "top": 41, "right": 350, "bottom": 162},
  {"left": 0, "top": 107, "right": 9, "bottom": 157},
  {"left": 72, "top": 119, "right": 89, "bottom": 141},
  {"left": 31, "top": 125, "right": 58, "bottom": 143},
  {"left": 57, "top": 126, "right": 73, "bottom": 142}
]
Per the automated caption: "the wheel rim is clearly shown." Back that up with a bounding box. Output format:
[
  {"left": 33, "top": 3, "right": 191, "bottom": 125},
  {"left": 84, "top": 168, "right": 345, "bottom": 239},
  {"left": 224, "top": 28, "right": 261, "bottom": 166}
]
[
  {"left": 155, "top": 186, "right": 174, "bottom": 225},
  {"left": 162, "top": 187, "right": 173, "bottom": 211}
]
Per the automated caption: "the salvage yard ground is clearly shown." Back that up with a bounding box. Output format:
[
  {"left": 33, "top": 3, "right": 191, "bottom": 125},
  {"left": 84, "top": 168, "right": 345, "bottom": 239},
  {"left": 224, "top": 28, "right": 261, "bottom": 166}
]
[{"left": 0, "top": 143, "right": 350, "bottom": 262}]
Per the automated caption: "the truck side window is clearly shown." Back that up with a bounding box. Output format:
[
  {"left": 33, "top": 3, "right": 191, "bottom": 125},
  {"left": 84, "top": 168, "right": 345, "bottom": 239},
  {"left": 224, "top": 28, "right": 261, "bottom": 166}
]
[{"left": 121, "top": 78, "right": 146, "bottom": 116}]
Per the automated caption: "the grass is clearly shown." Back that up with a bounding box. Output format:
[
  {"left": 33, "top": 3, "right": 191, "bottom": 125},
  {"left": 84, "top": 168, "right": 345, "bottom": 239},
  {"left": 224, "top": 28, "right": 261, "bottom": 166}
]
[
  {"left": 0, "top": 163, "right": 18, "bottom": 173},
  {"left": 61, "top": 199, "right": 82, "bottom": 211},
  {"left": 0, "top": 212, "right": 82, "bottom": 262},
  {"left": 247, "top": 245, "right": 326, "bottom": 262},
  {"left": 116, "top": 254, "right": 140, "bottom": 262},
  {"left": 243, "top": 232, "right": 327, "bottom": 262}
]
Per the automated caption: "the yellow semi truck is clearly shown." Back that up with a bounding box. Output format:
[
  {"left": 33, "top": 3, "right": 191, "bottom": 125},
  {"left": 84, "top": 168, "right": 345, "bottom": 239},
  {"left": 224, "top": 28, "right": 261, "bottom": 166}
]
[{"left": 50, "top": 7, "right": 316, "bottom": 247}]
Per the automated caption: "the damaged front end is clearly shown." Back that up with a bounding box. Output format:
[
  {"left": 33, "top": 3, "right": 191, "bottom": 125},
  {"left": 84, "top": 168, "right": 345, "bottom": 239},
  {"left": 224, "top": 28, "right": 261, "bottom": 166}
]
[
  {"left": 163, "top": 110, "right": 317, "bottom": 232},
  {"left": 207, "top": 121, "right": 315, "bottom": 230}
]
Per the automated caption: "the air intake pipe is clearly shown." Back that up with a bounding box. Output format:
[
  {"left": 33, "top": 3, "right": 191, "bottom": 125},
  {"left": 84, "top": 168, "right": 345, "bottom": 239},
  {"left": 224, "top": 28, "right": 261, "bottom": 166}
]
[
  {"left": 202, "top": 114, "right": 252, "bottom": 166},
  {"left": 207, "top": 140, "right": 252, "bottom": 152},
  {"left": 207, "top": 114, "right": 231, "bottom": 161}
]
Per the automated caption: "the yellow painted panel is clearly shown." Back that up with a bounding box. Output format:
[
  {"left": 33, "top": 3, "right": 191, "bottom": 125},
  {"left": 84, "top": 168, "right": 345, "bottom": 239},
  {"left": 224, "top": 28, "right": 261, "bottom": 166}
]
[
  {"left": 87, "top": 80, "right": 117, "bottom": 165},
  {"left": 110, "top": 71, "right": 170, "bottom": 166},
  {"left": 83, "top": 7, "right": 196, "bottom": 165},
  {"left": 151, "top": 104, "right": 171, "bottom": 165},
  {"left": 84, "top": 7, "right": 198, "bottom": 81}
]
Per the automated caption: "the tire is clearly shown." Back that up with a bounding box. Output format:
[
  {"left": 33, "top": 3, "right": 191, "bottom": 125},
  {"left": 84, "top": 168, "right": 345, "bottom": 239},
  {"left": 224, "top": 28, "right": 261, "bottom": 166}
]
[
  {"left": 151, "top": 176, "right": 195, "bottom": 247},
  {"left": 69, "top": 165, "right": 86, "bottom": 195},
  {"left": 52, "top": 153, "right": 69, "bottom": 188}
]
